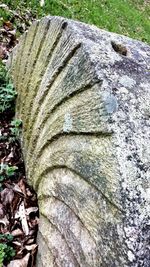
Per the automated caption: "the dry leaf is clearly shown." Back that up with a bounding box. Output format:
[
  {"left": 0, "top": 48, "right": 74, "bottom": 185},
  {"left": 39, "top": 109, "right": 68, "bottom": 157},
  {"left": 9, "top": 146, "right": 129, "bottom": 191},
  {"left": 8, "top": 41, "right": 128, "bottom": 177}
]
[
  {"left": 26, "top": 238, "right": 34, "bottom": 244},
  {"left": 28, "top": 229, "right": 36, "bottom": 236},
  {"left": 13, "top": 184, "right": 24, "bottom": 195},
  {"left": 25, "top": 188, "right": 32, "bottom": 197},
  {"left": 12, "top": 241, "right": 22, "bottom": 247},
  {"left": 18, "top": 179, "right": 26, "bottom": 196},
  {"left": 11, "top": 228, "right": 23, "bottom": 237},
  {"left": 25, "top": 244, "right": 37, "bottom": 251},
  {"left": 0, "top": 215, "right": 9, "bottom": 226},
  {"left": 29, "top": 216, "right": 39, "bottom": 228},
  {"left": 25, "top": 207, "right": 38, "bottom": 216},
  {"left": 0, "top": 44, "right": 8, "bottom": 59},
  {"left": 3, "top": 21, "right": 13, "bottom": 30},
  {"left": 15, "top": 201, "right": 29, "bottom": 235},
  {"left": 9, "top": 29, "right": 16, "bottom": 36},
  {"left": 0, "top": 203, "right": 5, "bottom": 218},
  {"left": 1, "top": 188, "right": 14, "bottom": 206},
  {"left": 5, "top": 150, "right": 14, "bottom": 162},
  {"left": 7, "top": 253, "right": 30, "bottom": 267}
]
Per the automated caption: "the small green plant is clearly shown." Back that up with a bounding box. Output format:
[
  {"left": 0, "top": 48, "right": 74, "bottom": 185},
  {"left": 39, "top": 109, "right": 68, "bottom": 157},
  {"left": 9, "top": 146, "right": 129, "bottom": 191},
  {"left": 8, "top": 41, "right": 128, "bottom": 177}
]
[
  {"left": 0, "top": 243, "right": 6, "bottom": 267},
  {"left": 6, "top": 165, "right": 18, "bottom": 177},
  {"left": 0, "top": 63, "right": 17, "bottom": 114},
  {"left": 0, "top": 243, "right": 15, "bottom": 266},
  {"left": 10, "top": 119, "right": 22, "bottom": 139},
  {"left": 0, "top": 163, "right": 18, "bottom": 182},
  {"left": 11, "top": 119, "right": 22, "bottom": 128},
  {"left": 0, "top": 135, "right": 8, "bottom": 142},
  {"left": 0, "top": 164, "right": 6, "bottom": 183},
  {"left": 0, "top": 234, "right": 13, "bottom": 242},
  {"left": 0, "top": 235, "right": 15, "bottom": 266}
]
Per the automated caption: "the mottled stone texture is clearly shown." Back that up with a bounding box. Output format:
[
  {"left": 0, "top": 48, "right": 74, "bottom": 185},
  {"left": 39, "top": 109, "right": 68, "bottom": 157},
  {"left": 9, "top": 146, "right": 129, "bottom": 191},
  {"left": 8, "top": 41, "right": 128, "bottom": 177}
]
[{"left": 8, "top": 16, "right": 150, "bottom": 267}]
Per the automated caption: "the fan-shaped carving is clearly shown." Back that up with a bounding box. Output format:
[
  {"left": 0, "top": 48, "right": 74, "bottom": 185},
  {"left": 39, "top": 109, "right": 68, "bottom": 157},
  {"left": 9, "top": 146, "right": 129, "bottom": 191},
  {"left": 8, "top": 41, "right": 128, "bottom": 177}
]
[{"left": 9, "top": 16, "right": 150, "bottom": 267}]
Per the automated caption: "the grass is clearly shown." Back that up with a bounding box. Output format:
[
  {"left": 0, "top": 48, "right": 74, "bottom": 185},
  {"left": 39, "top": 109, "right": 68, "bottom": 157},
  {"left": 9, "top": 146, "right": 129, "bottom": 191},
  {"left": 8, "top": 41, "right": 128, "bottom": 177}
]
[{"left": 0, "top": 0, "right": 150, "bottom": 43}]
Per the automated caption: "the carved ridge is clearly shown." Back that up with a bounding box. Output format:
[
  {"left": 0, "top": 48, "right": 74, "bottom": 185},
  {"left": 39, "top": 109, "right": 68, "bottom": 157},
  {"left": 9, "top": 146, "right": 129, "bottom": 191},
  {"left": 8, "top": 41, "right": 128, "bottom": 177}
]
[
  {"left": 19, "top": 18, "right": 51, "bottom": 115},
  {"left": 35, "top": 165, "right": 123, "bottom": 212},
  {"left": 17, "top": 20, "right": 40, "bottom": 91},
  {"left": 39, "top": 215, "right": 80, "bottom": 267},
  {"left": 25, "top": 41, "right": 82, "bottom": 150},
  {"left": 28, "top": 132, "right": 113, "bottom": 183},
  {"left": 39, "top": 194, "right": 97, "bottom": 245},
  {"left": 37, "top": 231, "right": 59, "bottom": 267},
  {"left": 21, "top": 20, "right": 68, "bottom": 121},
  {"left": 26, "top": 81, "right": 104, "bottom": 165}
]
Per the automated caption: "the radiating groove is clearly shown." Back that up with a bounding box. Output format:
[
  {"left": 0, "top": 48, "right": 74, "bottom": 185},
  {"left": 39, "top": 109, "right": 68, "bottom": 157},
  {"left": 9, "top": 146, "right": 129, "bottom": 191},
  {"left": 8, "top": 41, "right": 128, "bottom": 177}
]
[
  {"left": 22, "top": 20, "right": 67, "bottom": 114},
  {"left": 28, "top": 131, "right": 112, "bottom": 181},
  {"left": 10, "top": 36, "right": 24, "bottom": 78},
  {"left": 39, "top": 195, "right": 97, "bottom": 246},
  {"left": 12, "top": 33, "right": 27, "bottom": 88},
  {"left": 37, "top": 42, "right": 82, "bottom": 108},
  {"left": 9, "top": 44, "right": 19, "bottom": 77},
  {"left": 42, "top": 131, "right": 112, "bottom": 149},
  {"left": 35, "top": 165, "right": 123, "bottom": 213},
  {"left": 41, "top": 213, "right": 84, "bottom": 267},
  {"left": 25, "top": 41, "right": 82, "bottom": 148},
  {"left": 15, "top": 35, "right": 27, "bottom": 84},
  {"left": 27, "top": 79, "right": 100, "bottom": 140},
  {"left": 35, "top": 131, "right": 112, "bottom": 166},
  {"left": 21, "top": 21, "right": 69, "bottom": 129},
  {"left": 42, "top": 81, "right": 101, "bottom": 121},
  {"left": 27, "top": 127, "right": 112, "bottom": 182},
  {"left": 20, "top": 18, "right": 51, "bottom": 115},
  {"left": 39, "top": 215, "right": 80, "bottom": 267},
  {"left": 26, "top": 80, "right": 101, "bottom": 161},
  {"left": 17, "top": 21, "right": 39, "bottom": 90},
  {"left": 16, "top": 20, "right": 40, "bottom": 90},
  {"left": 26, "top": 41, "right": 82, "bottom": 140},
  {"left": 16, "top": 21, "right": 39, "bottom": 112},
  {"left": 22, "top": 18, "right": 51, "bottom": 84},
  {"left": 25, "top": 46, "right": 96, "bottom": 142}
]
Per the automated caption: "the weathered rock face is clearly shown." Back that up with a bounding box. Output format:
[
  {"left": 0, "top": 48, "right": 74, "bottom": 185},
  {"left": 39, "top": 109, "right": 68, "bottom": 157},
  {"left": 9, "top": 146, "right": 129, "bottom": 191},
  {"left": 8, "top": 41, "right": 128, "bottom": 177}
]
[{"left": 8, "top": 16, "right": 150, "bottom": 267}]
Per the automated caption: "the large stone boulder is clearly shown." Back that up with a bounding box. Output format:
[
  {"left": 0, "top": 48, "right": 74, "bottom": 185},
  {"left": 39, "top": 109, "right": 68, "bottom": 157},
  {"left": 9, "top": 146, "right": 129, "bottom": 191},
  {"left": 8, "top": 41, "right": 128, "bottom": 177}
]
[{"left": 8, "top": 16, "right": 150, "bottom": 267}]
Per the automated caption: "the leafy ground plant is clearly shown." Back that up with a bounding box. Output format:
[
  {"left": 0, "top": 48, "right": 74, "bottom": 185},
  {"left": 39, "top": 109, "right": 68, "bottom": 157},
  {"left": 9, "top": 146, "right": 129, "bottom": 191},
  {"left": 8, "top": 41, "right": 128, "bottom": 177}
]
[
  {"left": 10, "top": 119, "right": 22, "bottom": 139},
  {"left": 0, "top": 243, "right": 15, "bottom": 267},
  {"left": 0, "top": 163, "right": 18, "bottom": 179},
  {"left": 0, "top": 63, "right": 16, "bottom": 114},
  {"left": 0, "top": 234, "right": 15, "bottom": 266},
  {"left": 0, "top": 61, "right": 38, "bottom": 267},
  {"left": 0, "top": 164, "right": 18, "bottom": 191},
  {"left": 0, "top": 32, "right": 38, "bottom": 266}
]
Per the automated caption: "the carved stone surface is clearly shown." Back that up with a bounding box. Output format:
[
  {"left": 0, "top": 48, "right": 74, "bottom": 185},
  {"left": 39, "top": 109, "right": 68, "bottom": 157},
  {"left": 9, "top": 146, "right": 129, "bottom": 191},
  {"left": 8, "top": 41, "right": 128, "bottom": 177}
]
[{"left": 8, "top": 16, "right": 150, "bottom": 267}]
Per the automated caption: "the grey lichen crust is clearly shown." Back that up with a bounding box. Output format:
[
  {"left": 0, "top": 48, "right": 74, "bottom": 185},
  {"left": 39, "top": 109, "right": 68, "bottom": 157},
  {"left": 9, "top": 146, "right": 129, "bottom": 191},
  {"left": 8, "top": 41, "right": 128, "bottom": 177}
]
[{"left": 8, "top": 16, "right": 150, "bottom": 267}]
